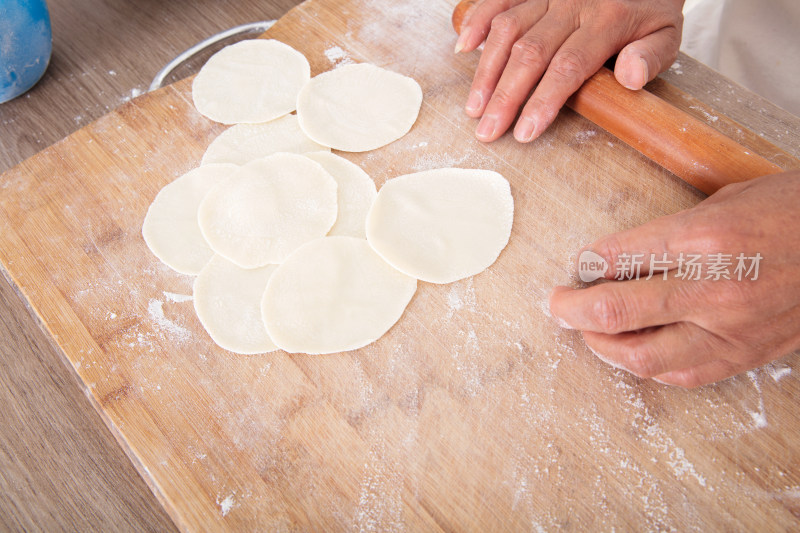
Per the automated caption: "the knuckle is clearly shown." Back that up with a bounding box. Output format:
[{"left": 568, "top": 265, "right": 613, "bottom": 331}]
[
  {"left": 592, "top": 289, "right": 631, "bottom": 333},
  {"left": 709, "top": 279, "right": 752, "bottom": 311},
  {"left": 591, "top": 235, "right": 624, "bottom": 278},
  {"left": 621, "top": 345, "right": 658, "bottom": 378},
  {"left": 471, "top": 68, "right": 496, "bottom": 88},
  {"left": 602, "top": 0, "right": 633, "bottom": 22},
  {"left": 588, "top": 2, "right": 632, "bottom": 36},
  {"left": 488, "top": 86, "right": 519, "bottom": 108},
  {"left": 489, "top": 12, "right": 522, "bottom": 42},
  {"left": 548, "top": 48, "right": 589, "bottom": 82},
  {"left": 510, "top": 36, "right": 549, "bottom": 67}
]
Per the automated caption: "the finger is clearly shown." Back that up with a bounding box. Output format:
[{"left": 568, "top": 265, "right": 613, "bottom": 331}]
[
  {"left": 475, "top": 9, "right": 575, "bottom": 141},
  {"left": 613, "top": 26, "right": 682, "bottom": 90},
  {"left": 583, "top": 321, "right": 722, "bottom": 379},
  {"left": 455, "top": 0, "right": 529, "bottom": 54},
  {"left": 465, "top": 1, "right": 548, "bottom": 119},
  {"left": 581, "top": 212, "right": 687, "bottom": 280},
  {"left": 652, "top": 359, "right": 741, "bottom": 388},
  {"left": 512, "top": 27, "right": 621, "bottom": 142},
  {"left": 549, "top": 275, "right": 696, "bottom": 334}
]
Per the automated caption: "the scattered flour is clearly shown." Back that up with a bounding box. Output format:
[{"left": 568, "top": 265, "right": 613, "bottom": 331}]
[
  {"left": 324, "top": 45, "right": 354, "bottom": 67},
  {"left": 765, "top": 362, "right": 792, "bottom": 383},
  {"left": 217, "top": 493, "right": 236, "bottom": 517},
  {"left": 689, "top": 105, "right": 719, "bottom": 123},
  {"left": 164, "top": 291, "right": 193, "bottom": 303},
  {"left": 615, "top": 376, "right": 708, "bottom": 488},
  {"left": 147, "top": 298, "right": 191, "bottom": 341},
  {"left": 351, "top": 358, "right": 405, "bottom": 532},
  {"left": 446, "top": 278, "right": 477, "bottom": 318},
  {"left": 746, "top": 370, "right": 768, "bottom": 428},
  {"left": 574, "top": 129, "right": 597, "bottom": 143},
  {"left": 120, "top": 86, "right": 144, "bottom": 104}
]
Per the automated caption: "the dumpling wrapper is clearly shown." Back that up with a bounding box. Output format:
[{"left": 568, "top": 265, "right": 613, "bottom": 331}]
[
  {"left": 261, "top": 236, "right": 417, "bottom": 354},
  {"left": 192, "top": 39, "right": 310, "bottom": 124},
  {"left": 304, "top": 151, "right": 376, "bottom": 238},
  {"left": 142, "top": 164, "right": 238, "bottom": 275},
  {"left": 201, "top": 114, "right": 329, "bottom": 166},
  {"left": 296, "top": 63, "right": 422, "bottom": 152},
  {"left": 198, "top": 153, "right": 338, "bottom": 268},
  {"left": 193, "top": 255, "right": 278, "bottom": 354},
  {"left": 366, "top": 168, "right": 514, "bottom": 284}
]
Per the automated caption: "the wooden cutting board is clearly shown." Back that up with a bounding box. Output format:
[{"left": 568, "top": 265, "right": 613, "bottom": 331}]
[{"left": 2, "top": 0, "right": 799, "bottom": 529}]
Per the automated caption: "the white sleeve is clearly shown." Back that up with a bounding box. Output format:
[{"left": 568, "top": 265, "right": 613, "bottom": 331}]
[{"left": 681, "top": 0, "right": 800, "bottom": 116}]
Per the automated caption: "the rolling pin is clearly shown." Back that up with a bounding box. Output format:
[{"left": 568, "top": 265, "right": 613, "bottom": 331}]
[{"left": 452, "top": 0, "right": 785, "bottom": 195}]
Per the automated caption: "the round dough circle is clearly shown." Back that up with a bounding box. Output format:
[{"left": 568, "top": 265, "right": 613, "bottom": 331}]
[
  {"left": 193, "top": 255, "right": 278, "bottom": 354},
  {"left": 142, "top": 164, "right": 238, "bottom": 275},
  {"left": 262, "top": 236, "right": 417, "bottom": 354},
  {"left": 198, "top": 153, "right": 338, "bottom": 268},
  {"left": 366, "top": 168, "right": 514, "bottom": 284},
  {"left": 201, "top": 115, "right": 330, "bottom": 166},
  {"left": 304, "top": 151, "right": 377, "bottom": 238},
  {"left": 192, "top": 39, "right": 310, "bottom": 124},
  {"left": 296, "top": 63, "right": 423, "bottom": 152}
]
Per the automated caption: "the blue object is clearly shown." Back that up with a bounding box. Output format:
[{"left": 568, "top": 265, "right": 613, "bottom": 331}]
[{"left": 0, "top": 0, "right": 52, "bottom": 103}]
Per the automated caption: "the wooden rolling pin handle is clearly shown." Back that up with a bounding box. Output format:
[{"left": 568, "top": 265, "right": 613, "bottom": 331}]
[
  {"left": 451, "top": 0, "right": 784, "bottom": 196},
  {"left": 451, "top": 0, "right": 476, "bottom": 34},
  {"left": 566, "top": 70, "right": 784, "bottom": 195}
]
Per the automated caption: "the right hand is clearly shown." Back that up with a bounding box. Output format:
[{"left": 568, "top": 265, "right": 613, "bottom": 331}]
[{"left": 454, "top": 0, "right": 684, "bottom": 143}]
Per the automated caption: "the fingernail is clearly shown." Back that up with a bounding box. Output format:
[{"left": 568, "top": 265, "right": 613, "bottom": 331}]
[
  {"left": 621, "top": 56, "right": 649, "bottom": 90},
  {"left": 454, "top": 28, "right": 471, "bottom": 54},
  {"left": 639, "top": 57, "right": 650, "bottom": 87},
  {"left": 514, "top": 115, "right": 538, "bottom": 142},
  {"left": 465, "top": 90, "right": 483, "bottom": 113},
  {"left": 475, "top": 115, "right": 497, "bottom": 140}
]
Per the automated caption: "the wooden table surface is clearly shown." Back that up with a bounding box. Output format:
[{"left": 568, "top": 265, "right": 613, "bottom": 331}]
[
  {"left": 0, "top": 1, "right": 301, "bottom": 530},
  {"left": 2, "top": 0, "right": 799, "bottom": 531}
]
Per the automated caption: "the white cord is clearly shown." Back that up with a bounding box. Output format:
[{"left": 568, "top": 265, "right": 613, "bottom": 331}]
[{"left": 148, "top": 20, "right": 276, "bottom": 92}]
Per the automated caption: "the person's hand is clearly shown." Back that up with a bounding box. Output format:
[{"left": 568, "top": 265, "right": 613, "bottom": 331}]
[
  {"left": 549, "top": 171, "right": 800, "bottom": 387},
  {"left": 455, "top": 0, "right": 684, "bottom": 143}
]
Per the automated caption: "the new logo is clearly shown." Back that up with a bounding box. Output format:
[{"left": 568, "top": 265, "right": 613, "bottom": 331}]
[{"left": 578, "top": 250, "right": 608, "bottom": 283}]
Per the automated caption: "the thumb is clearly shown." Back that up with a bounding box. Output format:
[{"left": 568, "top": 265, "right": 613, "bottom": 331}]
[{"left": 613, "top": 26, "right": 681, "bottom": 90}]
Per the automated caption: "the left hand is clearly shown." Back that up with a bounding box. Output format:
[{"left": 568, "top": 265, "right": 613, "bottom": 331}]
[
  {"left": 549, "top": 171, "right": 800, "bottom": 387},
  {"left": 455, "top": 0, "right": 684, "bottom": 143}
]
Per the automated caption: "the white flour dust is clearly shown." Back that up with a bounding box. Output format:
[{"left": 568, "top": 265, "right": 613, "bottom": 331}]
[
  {"left": 689, "top": 105, "right": 719, "bottom": 123},
  {"left": 766, "top": 362, "right": 792, "bottom": 382},
  {"left": 411, "top": 149, "right": 492, "bottom": 172},
  {"left": 615, "top": 377, "right": 708, "bottom": 488},
  {"left": 217, "top": 493, "right": 236, "bottom": 517},
  {"left": 746, "top": 370, "right": 768, "bottom": 428},
  {"left": 164, "top": 291, "right": 193, "bottom": 303},
  {"left": 574, "top": 129, "right": 597, "bottom": 144},
  {"left": 351, "top": 356, "right": 406, "bottom": 532},
  {"left": 354, "top": 440, "right": 404, "bottom": 532},
  {"left": 147, "top": 298, "right": 190, "bottom": 342},
  {"left": 446, "top": 278, "right": 477, "bottom": 318},
  {"left": 120, "top": 86, "right": 144, "bottom": 104},
  {"left": 324, "top": 45, "right": 354, "bottom": 67}
]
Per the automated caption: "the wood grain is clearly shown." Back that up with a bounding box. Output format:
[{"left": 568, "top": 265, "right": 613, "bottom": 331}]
[
  {"left": 1, "top": 0, "right": 799, "bottom": 530},
  {"left": 0, "top": 0, "right": 301, "bottom": 530}
]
